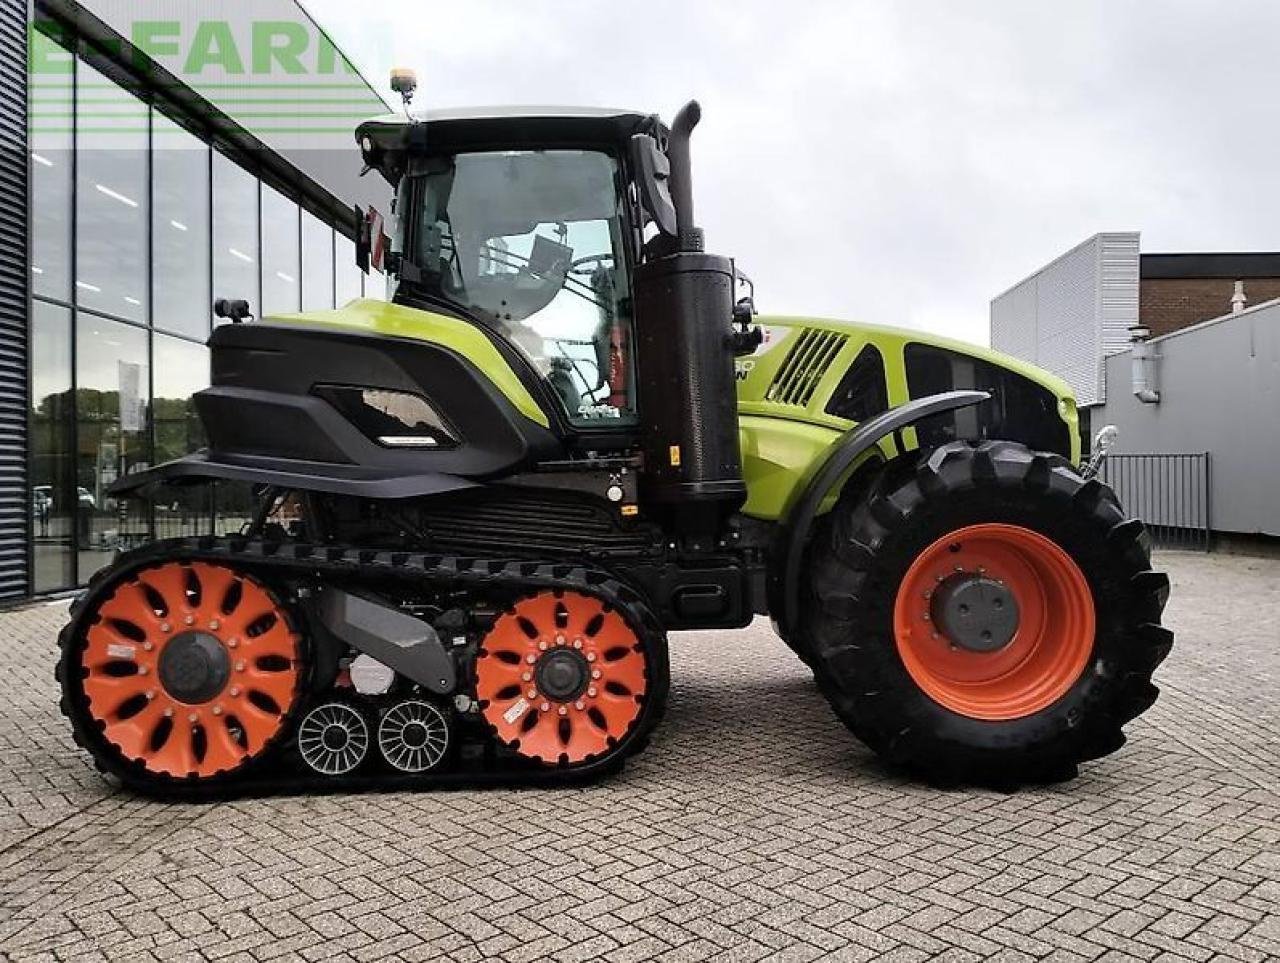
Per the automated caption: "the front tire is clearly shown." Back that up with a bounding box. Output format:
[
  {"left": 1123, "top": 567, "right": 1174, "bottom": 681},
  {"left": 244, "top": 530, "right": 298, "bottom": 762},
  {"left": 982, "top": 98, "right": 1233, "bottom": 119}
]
[{"left": 803, "top": 440, "right": 1172, "bottom": 786}]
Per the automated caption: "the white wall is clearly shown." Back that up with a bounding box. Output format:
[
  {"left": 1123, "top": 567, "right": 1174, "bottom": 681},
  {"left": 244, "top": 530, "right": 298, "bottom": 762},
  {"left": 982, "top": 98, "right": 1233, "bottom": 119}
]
[
  {"left": 990, "top": 232, "right": 1139, "bottom": 406},
  {"left": 1096, "top": 298, "right": 1280, "bottom": 536}
]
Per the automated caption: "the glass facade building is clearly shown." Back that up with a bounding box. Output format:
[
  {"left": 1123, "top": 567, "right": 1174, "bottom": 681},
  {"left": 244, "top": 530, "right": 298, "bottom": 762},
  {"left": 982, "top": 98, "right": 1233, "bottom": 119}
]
[{"left": 13, "top": 1, "right": 389, "bottom": 600}]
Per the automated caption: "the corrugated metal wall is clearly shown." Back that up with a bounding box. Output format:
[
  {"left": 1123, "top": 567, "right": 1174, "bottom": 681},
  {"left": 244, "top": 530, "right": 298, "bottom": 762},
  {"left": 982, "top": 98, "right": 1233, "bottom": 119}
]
[
  {"left": 0, "top": 4, "right": 29, "bottom": 600},
  {"left": 1097, "top": 232, "right": 1141, "bottom": 385},
  {"left": 990, "top": 232, "right": 1140, "bottom": 407}
]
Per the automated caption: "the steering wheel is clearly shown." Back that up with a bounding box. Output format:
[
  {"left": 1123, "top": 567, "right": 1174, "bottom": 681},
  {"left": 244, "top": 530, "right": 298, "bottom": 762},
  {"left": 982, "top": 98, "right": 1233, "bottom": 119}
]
[{"left": 568, "top": 253, "right": 614, "bottom": 276}]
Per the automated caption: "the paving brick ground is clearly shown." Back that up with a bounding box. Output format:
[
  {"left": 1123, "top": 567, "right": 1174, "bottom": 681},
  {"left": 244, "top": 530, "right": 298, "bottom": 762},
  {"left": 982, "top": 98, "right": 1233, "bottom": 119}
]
[{"left": 0, "top": 550, "right": 1276, "bottom": 962}]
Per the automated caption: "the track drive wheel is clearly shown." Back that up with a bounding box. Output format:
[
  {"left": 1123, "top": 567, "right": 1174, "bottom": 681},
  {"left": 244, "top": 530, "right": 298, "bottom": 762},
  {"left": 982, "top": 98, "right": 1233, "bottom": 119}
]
[
  {"left": 803, "top": 440, "right": 1173, "bottom": 786},
  {"left": 60, "top": 560, "right": 303, "bottom": 786},
  {"left": 475, "top": 590, "right": 665, "bottom": 767}
]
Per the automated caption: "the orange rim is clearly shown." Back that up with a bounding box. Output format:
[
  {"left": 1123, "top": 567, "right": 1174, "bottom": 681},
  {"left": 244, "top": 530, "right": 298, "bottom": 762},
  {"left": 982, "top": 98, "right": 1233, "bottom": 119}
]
[
  {"left": 79, "top": 562, "right": 301, "bottom": 778},
  {"left": 892, "top": 523, "right": 1094, "bottom": 721},
  {"left": 476, "top": 591, "right": 647, "bottom": 764}
]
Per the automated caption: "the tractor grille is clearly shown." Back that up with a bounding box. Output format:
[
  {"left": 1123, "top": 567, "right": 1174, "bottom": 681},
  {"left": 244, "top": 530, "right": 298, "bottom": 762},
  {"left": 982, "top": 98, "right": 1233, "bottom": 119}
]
[
  {"left": 766, "top": 329, "right": 849, "bottom": 407},
  {"left": 414, "top": 488, "right": 657, "bottom": 559}
]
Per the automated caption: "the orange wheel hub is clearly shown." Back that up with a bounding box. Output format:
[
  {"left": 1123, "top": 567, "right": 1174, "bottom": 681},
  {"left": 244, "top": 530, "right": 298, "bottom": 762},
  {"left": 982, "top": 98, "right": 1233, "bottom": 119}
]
[
  {"left": 476, "top": 591, "right": 648, "bottom": 764},
  {"left": 78, "top": 562, "right": 301, "bottom": 779},
  {"left": 893, "top": 523, "right": 1095, "bottom": 721}
]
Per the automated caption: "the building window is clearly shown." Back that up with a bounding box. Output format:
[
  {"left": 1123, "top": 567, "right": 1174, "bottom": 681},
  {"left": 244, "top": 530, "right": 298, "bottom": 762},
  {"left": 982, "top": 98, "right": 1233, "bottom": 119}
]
[
  {"left": 335, "top": 232, "right": 363, "bottom": 305},
  {"left": 212, "top": 150, "right": 259, "bottom": 321},
  {"left": 262, "top": 184, "right": 301, "bottom": 316},
  {"left": 152, "top": 113, "right": 211, "bottom": 339},
  {"left": 152, "top": 335, "right": 212, "bottom": 541},
  {"left": 303, "top": 211, "right": 335, "bottom": 311},
  {"left": 75, "top": 62, "right": 148, "bottom": 323},
  {"left": 75, "top": 317, "right": 151, "bottom": 581},
  {"left": 25, "top": 23, "right": 369, "bottom": 596},
  {"left": 29, "top": 38, "right": 73, "bottom": 303},
  {"left": 29, "top": 302, "right": 75, "bottom": 593}
]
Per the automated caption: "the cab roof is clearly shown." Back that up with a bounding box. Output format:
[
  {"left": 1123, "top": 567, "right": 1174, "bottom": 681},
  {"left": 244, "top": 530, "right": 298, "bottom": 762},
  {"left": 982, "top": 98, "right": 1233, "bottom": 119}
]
[{"left": 357, "top": 106, "right": 662, "bottom": 180}]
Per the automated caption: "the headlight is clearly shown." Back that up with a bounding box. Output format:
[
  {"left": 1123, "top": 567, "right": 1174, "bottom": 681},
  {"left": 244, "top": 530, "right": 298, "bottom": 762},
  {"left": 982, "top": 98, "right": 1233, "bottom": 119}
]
[{"left": 314, "top": 385, "right": 460, "bottom": 449}]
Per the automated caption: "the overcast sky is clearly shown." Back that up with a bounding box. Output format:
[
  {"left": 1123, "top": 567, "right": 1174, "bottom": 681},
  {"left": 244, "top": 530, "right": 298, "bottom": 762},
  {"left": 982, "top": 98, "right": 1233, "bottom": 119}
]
[{"left": 304, "top": 0, "right": 1280, "bottom": 345}]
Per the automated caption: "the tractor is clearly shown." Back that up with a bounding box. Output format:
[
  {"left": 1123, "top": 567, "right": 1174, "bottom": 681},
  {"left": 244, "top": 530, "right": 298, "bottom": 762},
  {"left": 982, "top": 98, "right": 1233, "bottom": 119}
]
[{"left": 56, "top": 88, "right": 1171, "bottom": 794}]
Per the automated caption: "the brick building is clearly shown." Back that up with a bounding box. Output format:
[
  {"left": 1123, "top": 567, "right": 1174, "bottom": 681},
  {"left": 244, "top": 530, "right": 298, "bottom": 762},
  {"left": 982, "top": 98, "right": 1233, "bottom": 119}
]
[{"left": 1139, "top": 253, "right": 1280, "bottom": 337}]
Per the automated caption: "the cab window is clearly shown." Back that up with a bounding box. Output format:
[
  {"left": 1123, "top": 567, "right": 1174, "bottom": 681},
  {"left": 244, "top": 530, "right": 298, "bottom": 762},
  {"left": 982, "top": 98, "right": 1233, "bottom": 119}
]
[
  {"left": 405, "top": 149, "right": 635, "bottom": 428},
  {"left": 903, "top": 343, "right": 1070, "bottom": 456},
  {"left": 825, "top": 343, "right": 889, "bottom": 422}
]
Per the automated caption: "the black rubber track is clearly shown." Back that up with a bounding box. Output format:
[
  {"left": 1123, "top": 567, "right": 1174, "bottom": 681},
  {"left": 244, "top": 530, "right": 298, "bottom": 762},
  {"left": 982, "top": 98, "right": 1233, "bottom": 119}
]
[
  {"left": 56, "top": 537, "right": 670, "bottom": 799},
  {"left": 802, "top": 440, "right": 1173, "bottom": 787}
]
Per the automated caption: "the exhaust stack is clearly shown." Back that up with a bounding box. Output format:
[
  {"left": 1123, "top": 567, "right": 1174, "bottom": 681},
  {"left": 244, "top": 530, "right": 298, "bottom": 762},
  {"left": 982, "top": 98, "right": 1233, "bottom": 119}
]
[
  {"left": 632, "top": 100, "right": 746, "bottom": 527},
  {"left": 666, "top": 101, "right": 704, "bottom": 252}
]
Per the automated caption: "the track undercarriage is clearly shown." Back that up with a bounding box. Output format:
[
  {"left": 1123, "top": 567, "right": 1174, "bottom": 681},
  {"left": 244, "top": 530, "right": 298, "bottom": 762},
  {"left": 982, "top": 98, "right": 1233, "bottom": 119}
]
[{"left": 58, "top": 534, "right": 670, "bottom": 796}]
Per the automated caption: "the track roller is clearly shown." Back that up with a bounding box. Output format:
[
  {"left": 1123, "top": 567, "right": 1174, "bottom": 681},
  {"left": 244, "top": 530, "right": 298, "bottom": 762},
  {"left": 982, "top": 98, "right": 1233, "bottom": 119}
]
[
  {"left": 377, "top": 699, "right": 452, "bottom": 773},
  {"left": 297, "top": 701, "right": 371, "bottom": 776}
]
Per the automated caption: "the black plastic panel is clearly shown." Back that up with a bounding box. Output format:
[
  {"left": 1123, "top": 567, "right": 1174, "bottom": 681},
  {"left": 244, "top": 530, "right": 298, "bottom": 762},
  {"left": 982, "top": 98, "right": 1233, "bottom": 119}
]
[
  {"left": 316, "top": 588, "right": 455, "bottom": 695},
  {"left": 825, "top": 343, "right": 890, "bottom": 423},
  {"left": 198, "top": 321, "right": 560, "bottom": 479}
]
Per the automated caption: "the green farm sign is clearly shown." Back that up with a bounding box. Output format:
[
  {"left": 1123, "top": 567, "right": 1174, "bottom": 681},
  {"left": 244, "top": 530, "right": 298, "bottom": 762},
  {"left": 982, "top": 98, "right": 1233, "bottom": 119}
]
[
  {"left": 29, "top": 1, "right": 387, "bottom": 141},
  {"left": 31, "top": 18, "right": 360, "bottom": 78}
]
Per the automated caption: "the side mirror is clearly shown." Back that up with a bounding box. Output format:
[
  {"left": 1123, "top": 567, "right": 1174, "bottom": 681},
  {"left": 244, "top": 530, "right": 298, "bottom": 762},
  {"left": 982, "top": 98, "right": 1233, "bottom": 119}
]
[
  {"left": 354, "top": 205, "right": 387, "bottom": 275},
  {"left": 213, "top": 298, "right": 252, "bottom": 323},
  {"left": 629, "top": 133, "right": 677, "bottom": 238},
  {"left": 354, "top": 204, "right": 371, "bottom": 273},
  {"left": 731, "top": 297, "right": 763, "bottom": 356}
]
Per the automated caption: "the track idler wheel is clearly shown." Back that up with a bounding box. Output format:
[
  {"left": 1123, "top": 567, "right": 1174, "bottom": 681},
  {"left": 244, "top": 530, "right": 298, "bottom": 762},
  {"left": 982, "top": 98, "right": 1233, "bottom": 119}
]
[
  {"left": 476, "top": 590, "right": 650, "bottom": 766},
  {"left": 69, "top": 561, "right": 302, "bottom": 782}
]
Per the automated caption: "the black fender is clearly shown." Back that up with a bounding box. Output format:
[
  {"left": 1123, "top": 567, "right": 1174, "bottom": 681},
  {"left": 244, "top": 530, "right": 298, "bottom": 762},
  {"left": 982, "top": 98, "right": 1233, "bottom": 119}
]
[
  {"left": 108, "top": 450, "right": 479, "bottom": 501},
  {"left": 774, "top": 389, "right": 990, "bottom": 637}
]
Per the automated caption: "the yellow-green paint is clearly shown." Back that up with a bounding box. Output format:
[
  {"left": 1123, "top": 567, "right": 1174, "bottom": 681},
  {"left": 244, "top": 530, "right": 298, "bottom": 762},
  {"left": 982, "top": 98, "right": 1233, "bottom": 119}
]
[
  {"left": 734, "top": 315, "right": 1081, "bottom": 520},
  {"left": 738, "top": 416, "right": 839, "bottom": 518},
  {"left": 738, "top": 415, "right": 895, "bottom": 519},
  {"left": 265, "top": 299, "right": 551, "bottom": 429}
]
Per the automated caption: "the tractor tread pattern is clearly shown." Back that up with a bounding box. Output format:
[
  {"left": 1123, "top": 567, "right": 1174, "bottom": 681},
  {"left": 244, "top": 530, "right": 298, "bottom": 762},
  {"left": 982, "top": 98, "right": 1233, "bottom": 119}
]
[{"left": 802, "top": 439, "right": 1173, "bottom": 788}]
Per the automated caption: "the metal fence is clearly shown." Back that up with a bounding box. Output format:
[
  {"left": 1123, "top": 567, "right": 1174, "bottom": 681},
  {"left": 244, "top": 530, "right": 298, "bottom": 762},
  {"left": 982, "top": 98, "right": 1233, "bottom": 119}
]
[{"left": 1099, "top": 453, "right": 1211, "bottom": 551}]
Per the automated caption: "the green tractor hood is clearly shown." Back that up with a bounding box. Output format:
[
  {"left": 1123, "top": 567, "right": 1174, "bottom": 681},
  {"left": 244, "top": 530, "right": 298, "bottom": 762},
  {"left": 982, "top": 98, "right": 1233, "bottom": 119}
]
[{"left": 733, "top": 316, "right": 1079, "bottom": 520}]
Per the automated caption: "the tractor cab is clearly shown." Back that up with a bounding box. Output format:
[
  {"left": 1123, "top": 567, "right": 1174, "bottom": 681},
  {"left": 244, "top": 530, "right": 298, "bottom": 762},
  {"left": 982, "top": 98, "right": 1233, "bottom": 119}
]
[
  {"left": 356, "top": 107, "right": 671, "bottom": 432},
  {"left": 356, "top": 98, "right": 752, "bottom": 523}
]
